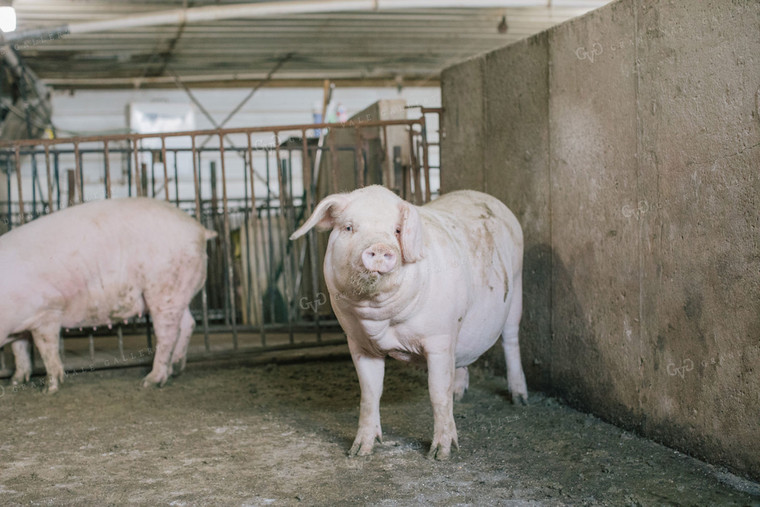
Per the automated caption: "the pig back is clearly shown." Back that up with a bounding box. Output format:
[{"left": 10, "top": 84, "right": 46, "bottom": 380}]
[
  {"left": 1, "top": 197, "right": 209, "bottom": 263},
  {"left": 420, "top": 190, "right": 522, "bottom": 274},
  {"left": 0, "top": 198, "right": 212, "bottom": 330}
]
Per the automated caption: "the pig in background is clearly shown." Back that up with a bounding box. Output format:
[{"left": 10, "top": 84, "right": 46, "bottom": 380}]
[
  {"left": 0, "top": 197, "right": 216, "bottom": 393},
  {"left": 291, "top": 185, "right": 528, "bottom": 460}
]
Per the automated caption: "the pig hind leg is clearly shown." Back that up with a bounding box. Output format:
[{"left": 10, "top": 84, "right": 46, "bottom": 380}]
[
  {"left": 453, "top": 367, "right": 469, "bottom": 402},
  {"left": 29, "top": 322, "right": 65, "bottom": 394},
  {"left": 501, "top": 271, "right": 528, "bottom": 405},
  {"left": 169, "top": 307, "right": 195, "bottom": 376},
  {"left": 141, "top": 305, "right": 184, "bottom": 388},
  {"left": 11, "top": 336, "right": 32, "bottom": 385}
]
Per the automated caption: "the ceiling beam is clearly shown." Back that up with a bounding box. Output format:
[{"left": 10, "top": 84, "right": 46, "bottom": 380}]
[
  {"left": 3, "top": 0, "right": 602, "bottom": 43},
  {"left": 44, "top": 76, "right": 442, "bottom": 91}
]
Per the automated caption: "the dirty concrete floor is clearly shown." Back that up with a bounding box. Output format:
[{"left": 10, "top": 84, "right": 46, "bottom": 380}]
[{"left": 0, "top": 346, "right": 758, "bottom": 506}]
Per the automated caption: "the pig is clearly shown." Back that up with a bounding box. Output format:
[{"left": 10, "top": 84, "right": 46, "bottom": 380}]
[
  {"left": 0, "top": 197, "right": 216, "bottom": 393},
  {"left": 290, "top": 185, "right": 528, "bottom": 460}
]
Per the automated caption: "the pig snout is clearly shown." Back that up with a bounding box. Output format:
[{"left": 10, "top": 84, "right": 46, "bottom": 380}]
[{"left": 361, "top": 243, "right": 397, "bottom": 274}]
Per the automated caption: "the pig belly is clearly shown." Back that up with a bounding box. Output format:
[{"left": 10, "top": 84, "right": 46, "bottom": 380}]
[
  {"left": 455, "top": 294, "right": 509, "bottom": 368},
  {"left": 60, "top": 284, "right": 146, "bottom": 329}
]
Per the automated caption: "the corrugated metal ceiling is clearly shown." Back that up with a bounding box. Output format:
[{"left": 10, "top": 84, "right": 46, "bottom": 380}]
[{"left": 3, "top": 1, "right": 612, "bottom": 89}]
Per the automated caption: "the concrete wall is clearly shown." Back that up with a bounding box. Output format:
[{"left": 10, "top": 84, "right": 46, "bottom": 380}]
[{"left": 441, "top": 0, "right": 760, "bottom": 481}]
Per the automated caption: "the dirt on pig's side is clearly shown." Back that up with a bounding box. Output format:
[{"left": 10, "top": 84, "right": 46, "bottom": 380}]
[{"left": 0, "top": 349, "right": 757, "bottom": 506}]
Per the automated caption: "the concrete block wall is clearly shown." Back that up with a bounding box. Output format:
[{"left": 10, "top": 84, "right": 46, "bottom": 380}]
[{"left": 441, "top": 0, "right": 760, "bottom": 480}]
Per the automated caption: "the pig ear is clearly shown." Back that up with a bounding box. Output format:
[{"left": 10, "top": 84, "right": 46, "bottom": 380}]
[
  {"left": 290, "top": 194, "right": 349, "bottom": 240},
  {"left": 398, "top": 201, "right": 424, "bottom": 263}
]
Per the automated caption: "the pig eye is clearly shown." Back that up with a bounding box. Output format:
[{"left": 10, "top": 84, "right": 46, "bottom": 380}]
[
  {"left": 345, "top": 225, "right": 353, "bottom": 232},
  {"left": 395, "top": 227, "right": 401, "bottom": 235}
]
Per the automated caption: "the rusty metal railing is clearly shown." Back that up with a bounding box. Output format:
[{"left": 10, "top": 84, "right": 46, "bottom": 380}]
[{"left": 0, "top": 116, "right": 438, "bottom": 378}]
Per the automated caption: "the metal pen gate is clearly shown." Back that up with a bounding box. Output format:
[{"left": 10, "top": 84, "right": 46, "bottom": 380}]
[{"left": 0, "top": 112, "right": 440, "bottom": 380}]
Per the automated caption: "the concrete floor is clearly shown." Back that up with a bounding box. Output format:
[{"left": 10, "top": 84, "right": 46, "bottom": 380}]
[{"left": 0, "top": 345, "right": 758, "bottom": 505}]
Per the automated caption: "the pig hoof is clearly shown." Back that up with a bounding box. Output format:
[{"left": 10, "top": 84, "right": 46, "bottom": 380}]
[
  {"left": 11, "top": 372, "right": 30, "bottom": 385},
  {"left": 172, "top": 357, "right": 188, "bottom": 375},
  {"left": 348, "top": 432, "right": 381, "bottom": 457},
  {"left": 44, "top": 384, "right": 60, "bottom": 395},
  {"left": 141, "top": 372, "right": 168, "bottom": 388},
  {"left": 512, "top": 391, "right": 529, "bottom": 406},
  {"left": 428, "top": 430, "right": 458, "bottom": 460},
  {"left": 427, "top": 443, "right": 451, "bottom": 461},
  {"left": 348, "top": 443, "right": 374, "bottom": 457}
]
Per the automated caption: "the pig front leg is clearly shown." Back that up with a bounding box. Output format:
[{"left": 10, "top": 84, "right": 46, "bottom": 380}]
[
  {"left": 426, "top": 342, "right": 458, "bottom": 460},
  {"left": 11, "top": 337, "right": 32, "bottom": 385},
  {"left": 348, "top": 341, "right": 385, "bottom": 457},
  {"left": 29, "top": 323, "right": 65, "bottom": 394}
]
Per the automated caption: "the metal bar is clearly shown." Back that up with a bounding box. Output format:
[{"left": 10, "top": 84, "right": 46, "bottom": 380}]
[
  {"left": 125, "top": 143, "right": 132, "bottom": 198},
  {"left": 288, "top": 148, "right": 295, "bottom": 212},
  {"left": 132, "top": 138, "right": 141, "bottom": 197},
  {"left": 241, "top": 142, "right": 254, "bottom": 331},
  {"left": 54, "top": 151, "right": 61, "bottom": 210},
  {"left": 88, "top": 333, "right": 95, "bottom": 362},
  {"left": 103, "top": 140, "right": 112, "bottom": 199},
  {"left": 191, "top": 137, "right": 202, "bottom": 221},
  {"left": 145, "top": 314, "right": 152, "bottom": 350},
  {"left": 407, "top": 128, "right": 420, "bottom": 204},
  {"left": 31, "top": 152, "right": 38, "bottom": 218},
  {"left": 0, "top": 119, "right": 424, "bottom": 148},
  {"left": 218, "top": 133, "right": 238, "bottom": 349},
  {"left": 328, "top": 128, "right": 339, "bottom": 194},
  {"left": 404, "top": 154, "right": 412, "bottom": 203},
  {"left": 74, "top": 141, "right": 83, "bottom": 203},
  {"left": 413, "top": 155, "right": 423, "bottom": 206},
  {"left": 287, "top": 146, "right": 298, "bottom": 319},
  {"left": 420, "top": 118, "right": 431, "bottom": 203},
  {"left": 355, "top": 127, "right": 365, "bottom": 188},
  {"left": 173, "top": 150, "right": 180, "bottom": 206},
  {"left": 5, "top": 155, "right": 12, "bottom": 227},
  {"left": 274, "top": 132, "right": 295, "bottom": 344},
  {"left": 302, "top": 130, "right": 322, "bottom": 342},
  {"left": 381, "top": 125, "right": 392, "bottom": 189},
  {"left": 150, "top": 157, "right": 156, "bottom": 197},
  {"left": 247, "top": 133, "right": 266, "bottom": 344},
  {"left": 191, "top": 136, "right": 211, "bottom": 352},
  {"left": 161, "top": 136, "right": 169, "bottom": 200},
  {"left": 14, "top": 146, "right": 24, "bottom": 224},
  {"left": 301, "top": 131, "right": 313, "bottom": 211},
  {"left": 117, "top": 325, "right": 125, "bottom": 360},
  {"left": 264, "top": 151, "right": 274, "bottom": 344}
]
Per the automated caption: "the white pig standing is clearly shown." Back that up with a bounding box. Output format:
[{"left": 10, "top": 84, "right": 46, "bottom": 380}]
[
  {"left": 0, "top": 197, "right": 216, "bottom": 393},
  {"left": 290, "top": 185, "right": 528, "bottom": 460}
]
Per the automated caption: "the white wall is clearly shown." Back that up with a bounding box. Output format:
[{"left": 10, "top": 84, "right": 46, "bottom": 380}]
[{"left": 50, "top": 86, "right": 441, "bottom": 136}]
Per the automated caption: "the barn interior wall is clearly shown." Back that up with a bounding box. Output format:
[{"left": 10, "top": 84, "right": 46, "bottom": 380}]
[
  {"left": 441, "top": 0, "right": 760, "bottom": 480},
  {"left": 49, "top": 87, "right": 440, "bottom": 136}
]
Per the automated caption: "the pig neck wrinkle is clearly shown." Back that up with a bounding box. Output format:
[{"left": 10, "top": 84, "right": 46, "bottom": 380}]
[{"left": 338, "top": 271, "right": 426, "bottom": 323}]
